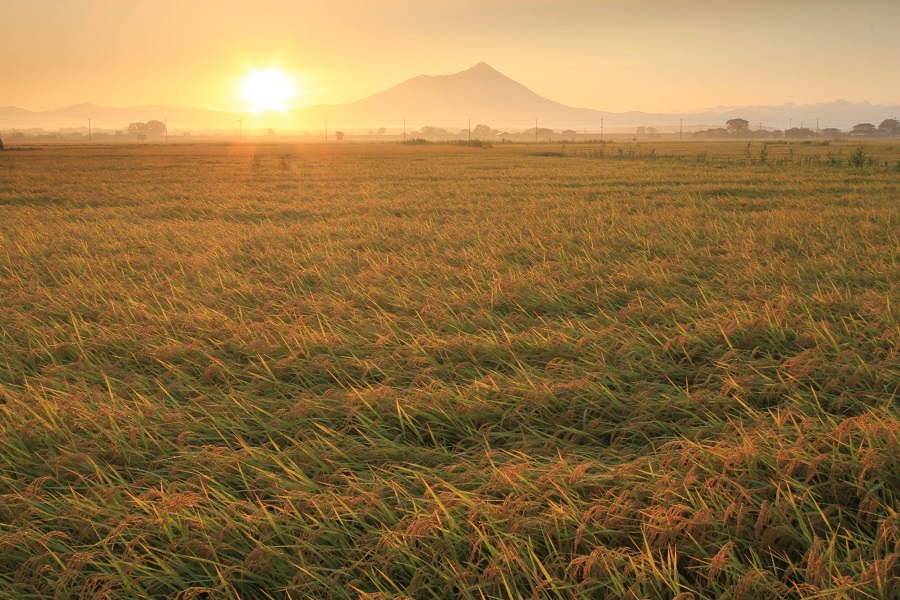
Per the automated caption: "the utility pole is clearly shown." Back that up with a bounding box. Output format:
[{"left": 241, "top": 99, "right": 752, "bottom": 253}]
[
  {"left": 88, "top": 118, "right": 91, "bottom": 142},
  {"left": 468, "top": 118, "right": 471, "bottom": 141},
  {"left": 600, "top": 118, "right": 604, "bottom": 142},
  {"left": 815, "top": 118, "right": 819, "bottom": 136},
  {"left": 535, "top": 118, "right": 538, "bottom": 142},
  {"left": 165, "top": 119, "right": 168, "bottom": 143},
  {"left": 403, "top": 118, "right": 406, "bottom": 141},
  {"left": 679, "top": 118, "right": 683, "bottom": 141}
]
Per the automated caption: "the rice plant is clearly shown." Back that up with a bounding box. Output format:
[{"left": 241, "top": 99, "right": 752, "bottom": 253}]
[{"left": 0, "top": 140, "right": 897, "bottom": 598}]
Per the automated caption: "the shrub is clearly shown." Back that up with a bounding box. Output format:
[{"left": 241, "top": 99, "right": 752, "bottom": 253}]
[{"left": 452, "top": 139, "right": 492, "bottom": 148}]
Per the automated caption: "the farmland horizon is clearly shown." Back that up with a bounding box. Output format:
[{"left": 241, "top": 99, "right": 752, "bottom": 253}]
[{"left": 3, "top": 62, "right": 900, "bottom": 137}]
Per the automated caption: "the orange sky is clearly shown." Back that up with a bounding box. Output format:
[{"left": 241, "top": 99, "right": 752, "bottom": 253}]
[{"left": 3, "top": 0, "right": 898, "bottom": 113}]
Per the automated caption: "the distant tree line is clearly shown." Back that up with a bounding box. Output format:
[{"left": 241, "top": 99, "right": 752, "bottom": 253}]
[
  {"left": 3, "top": 117, "right": 896, "bottom": 143},
  {"left": 695, "top": 118, "right": 898, "bottom": 139}
]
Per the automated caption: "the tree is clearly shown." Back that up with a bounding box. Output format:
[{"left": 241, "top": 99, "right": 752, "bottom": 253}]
[
  {"left": 126, "top": 122, "right": 146, "bottom": 136},
  {"left": 726, "top": 118, "right": 750, "bottom": 136},
  {"left": 126, "top": 122, "right": 148, "bottom": 139},
  {"left": 472, "top": 124, "right": 494, "bottom": 138},
  {"left": 420, "top": 126, "right": 448, "bottom": 136},
  {"left": 267, "top": 128, "right": 276, "bottom": 136},
  {"left": 334, "top": 131, "right": 345, "bottom": 141},
  {"left": 526, "top": 127, "right": 555, "bottom": 139},
  {"left": 878, "top": 119, "right": 899, "bottom": 134},
  {"left": 146, "top": 120, "right": 167, "bottom": 137}
]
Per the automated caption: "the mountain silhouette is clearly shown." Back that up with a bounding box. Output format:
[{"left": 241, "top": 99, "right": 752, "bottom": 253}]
[
  {"left": 279, "top": 63, "right": 900, "bottom": 129},
  {"left": 319, "top": 62, "right": 600, "bottom": 123}
]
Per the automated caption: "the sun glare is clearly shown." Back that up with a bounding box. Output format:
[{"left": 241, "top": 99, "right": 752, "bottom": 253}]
[{"left": 240, "top": 69, "right": 297, "bottom": 112}]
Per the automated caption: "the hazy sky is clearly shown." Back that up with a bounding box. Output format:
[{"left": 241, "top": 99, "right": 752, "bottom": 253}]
[{"left": 3, "top": 0, "right": 898, "bottom": 112}]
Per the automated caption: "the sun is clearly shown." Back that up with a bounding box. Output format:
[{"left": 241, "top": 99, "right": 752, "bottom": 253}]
[{"left": 240, "top": 69, "right": 297, "bottom": 112}]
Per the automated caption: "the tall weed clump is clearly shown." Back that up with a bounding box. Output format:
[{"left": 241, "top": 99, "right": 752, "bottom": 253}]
[{"left": 849, "top": 145, "right": 878, "bottom": 167}]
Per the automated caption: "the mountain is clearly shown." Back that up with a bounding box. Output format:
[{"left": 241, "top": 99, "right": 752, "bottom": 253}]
[
  {"left": 306, "top": 62, "right": 610, "bottom": 123},
  {"left": 284, "top": 64, "right": 900, "bottom": 130},
  {"left": 0, "top": 103, "right": 240, "bottom": 132},
  {"left": 0, "top": 105, "right": 38, "bottom": 119},
  {"left": 1, "top": 64, "right": 898, "bottom": 132}
]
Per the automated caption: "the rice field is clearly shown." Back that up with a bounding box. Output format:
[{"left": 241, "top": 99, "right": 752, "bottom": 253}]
[{"left": 0, "top": 140, "right": 898, "bottom": 598}]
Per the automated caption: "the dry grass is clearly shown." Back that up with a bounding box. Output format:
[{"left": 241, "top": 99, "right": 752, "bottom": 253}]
[{"left": 0, "top": 140, "right": 898, "bottom": 598}]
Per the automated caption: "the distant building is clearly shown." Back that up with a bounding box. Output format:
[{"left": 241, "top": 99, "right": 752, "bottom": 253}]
[
  {"left": 562, "top": 129, "right": 578, "bottom": 140},
  {"left": 785, "top": 127, "right": 815, "bottom": 139},
  {"left": 850, "top": 123, "right": 877, "bottom": 137}
]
